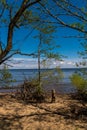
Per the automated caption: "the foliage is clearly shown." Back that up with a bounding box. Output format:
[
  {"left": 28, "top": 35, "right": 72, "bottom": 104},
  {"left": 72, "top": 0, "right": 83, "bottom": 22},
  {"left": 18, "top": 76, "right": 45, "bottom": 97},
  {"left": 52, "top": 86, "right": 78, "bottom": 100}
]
[
  {"left": 73, "top": 32, "right": 87, "bottom": 96},
  {"left": 19, "top": 79, "right": 45, "bottom": 102},
  {"left": 70, "top": 73, "right": 87, "bottom": 94},
  {"left": 33, "top": 83, "right": 45, "bottom": 102},
  {"left": 33, "top": 17, "right": 63, "bottom": 86},
  {"left": 1, "top": 0, "right": 87, "bottom": 65},
  {"left": 69, "top": 22, "right": 87, "bottom": 98},
  {"left": 0, "top": 65, "right": 16, "bottom": 87},
  {"left": 19, "top": 66, "right": 64, "bottom": 102},
  {"left": 0, "top": 0, "right": 41, "bottom": 64},
  {"left": 37, "top": 67, "right": 64, "bottom": 86}
]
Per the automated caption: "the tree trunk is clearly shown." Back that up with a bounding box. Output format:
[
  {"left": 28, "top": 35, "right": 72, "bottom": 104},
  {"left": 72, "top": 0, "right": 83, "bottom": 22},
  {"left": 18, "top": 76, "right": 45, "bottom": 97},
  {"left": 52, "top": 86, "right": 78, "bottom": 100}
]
[{"left": 38, "top": 33, "right": 42, "bottom": 85}]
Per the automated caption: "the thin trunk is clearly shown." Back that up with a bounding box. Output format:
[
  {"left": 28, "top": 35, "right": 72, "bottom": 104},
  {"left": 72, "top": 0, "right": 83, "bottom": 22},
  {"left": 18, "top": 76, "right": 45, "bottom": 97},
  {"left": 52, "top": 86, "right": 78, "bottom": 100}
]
[
  {"left": 38, "top": 48, "right": 40, "bottom": 84},
  {"left": 38, "top": 33, "right": 42, "bottom": 85}
]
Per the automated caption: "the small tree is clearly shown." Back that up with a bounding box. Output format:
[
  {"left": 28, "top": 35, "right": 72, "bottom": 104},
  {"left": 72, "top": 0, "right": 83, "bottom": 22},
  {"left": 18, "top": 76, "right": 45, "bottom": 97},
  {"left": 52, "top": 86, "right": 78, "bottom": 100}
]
[
  {"left": 70, "top": 39, "right": 87, "bottom": 98},
  {"left": 34, "top": 23, "right": 63, "bottom": 83},
  {"left": 0, "top": 64, "right": 16, "bottom": 87},
  {"left": 70, "top": 73, "right": 87, "bottom": 94}
]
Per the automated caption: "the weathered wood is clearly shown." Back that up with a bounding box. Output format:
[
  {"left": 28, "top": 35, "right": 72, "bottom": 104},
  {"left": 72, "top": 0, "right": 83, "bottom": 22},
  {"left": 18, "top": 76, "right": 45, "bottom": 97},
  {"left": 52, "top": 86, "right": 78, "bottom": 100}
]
[{"left": 51, "top": 89, "right": 56, "bottom": 103}]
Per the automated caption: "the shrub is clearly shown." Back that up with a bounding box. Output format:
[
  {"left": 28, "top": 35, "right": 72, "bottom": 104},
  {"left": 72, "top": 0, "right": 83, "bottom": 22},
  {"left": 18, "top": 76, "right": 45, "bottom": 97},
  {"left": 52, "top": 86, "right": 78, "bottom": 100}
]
[
  {"left": 0, "top": 65, "right": 16, "bottom": 87},
  {"left": 33, "top": 83, "right": 45, "bottom": 102},
  {"left": 19, "top": 79, "right": 45, "bottom": 102},
  {"left": 70, "top": 73, "right": 87, "bottom": 97}
]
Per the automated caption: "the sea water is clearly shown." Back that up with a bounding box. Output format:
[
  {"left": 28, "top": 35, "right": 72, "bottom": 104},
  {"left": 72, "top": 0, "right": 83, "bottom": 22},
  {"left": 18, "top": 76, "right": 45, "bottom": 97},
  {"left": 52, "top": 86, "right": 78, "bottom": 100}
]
[
  {"left": 0, "top": 68, "right": 83, "bottom": 93},
  {"left": 9, "top": 68, "right": 79, "bottom": 83}
]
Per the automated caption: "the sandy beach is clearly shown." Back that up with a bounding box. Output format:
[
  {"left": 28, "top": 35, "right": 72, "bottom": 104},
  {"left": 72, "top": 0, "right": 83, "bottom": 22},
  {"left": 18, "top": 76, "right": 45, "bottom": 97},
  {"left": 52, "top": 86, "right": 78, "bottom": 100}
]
[
  {"left": 0, "top": 92, "right": 87, "bottom": 130},
  {"left": 0, "top": 0, "right": 87, "bottom": 129}
]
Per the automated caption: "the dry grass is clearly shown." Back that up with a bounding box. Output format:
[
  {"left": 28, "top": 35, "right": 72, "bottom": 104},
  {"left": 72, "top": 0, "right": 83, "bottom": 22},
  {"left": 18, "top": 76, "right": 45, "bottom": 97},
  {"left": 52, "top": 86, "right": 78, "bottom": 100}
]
[{"left": 0, "top": 93, "right": 87, "bottom": 130}]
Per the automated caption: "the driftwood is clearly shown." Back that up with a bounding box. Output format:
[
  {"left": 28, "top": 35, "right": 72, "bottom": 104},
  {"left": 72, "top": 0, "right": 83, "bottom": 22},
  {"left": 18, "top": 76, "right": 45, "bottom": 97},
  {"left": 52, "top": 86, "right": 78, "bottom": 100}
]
[{"left": 51, "top": 89, "right": 56, "bottom": 103}]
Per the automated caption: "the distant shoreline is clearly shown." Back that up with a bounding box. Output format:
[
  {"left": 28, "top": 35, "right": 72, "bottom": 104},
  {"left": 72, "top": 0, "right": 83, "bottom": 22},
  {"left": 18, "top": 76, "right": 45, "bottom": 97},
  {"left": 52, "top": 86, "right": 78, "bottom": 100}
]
[{"left": 6, "top": 67, "right": 87, "bottom": 70}]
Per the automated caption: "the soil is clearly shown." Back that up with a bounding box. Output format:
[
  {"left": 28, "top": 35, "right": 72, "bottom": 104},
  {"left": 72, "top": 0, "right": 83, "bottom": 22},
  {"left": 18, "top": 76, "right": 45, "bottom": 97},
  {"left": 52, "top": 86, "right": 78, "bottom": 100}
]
[{"left": 0, "top": 92, "right": 87, "bottom": 130}]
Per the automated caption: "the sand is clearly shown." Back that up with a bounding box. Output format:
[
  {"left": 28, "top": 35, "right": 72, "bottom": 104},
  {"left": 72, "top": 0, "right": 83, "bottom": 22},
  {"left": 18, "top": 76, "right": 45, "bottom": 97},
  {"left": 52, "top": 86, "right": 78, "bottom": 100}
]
[{"left": 0, "top": 93, "right": 87, "bottom": 130}]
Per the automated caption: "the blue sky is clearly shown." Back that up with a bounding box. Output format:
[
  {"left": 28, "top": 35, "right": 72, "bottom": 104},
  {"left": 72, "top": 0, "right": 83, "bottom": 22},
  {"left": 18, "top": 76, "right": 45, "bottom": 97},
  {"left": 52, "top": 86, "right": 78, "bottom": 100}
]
[
  {"left": 12, "top": 26, "right": 83, "bottom": 69},
  {"left": 0, "top": 23, "right": 83, "bottom": 69},
  {"left": 0, "top": 0, "right": 85, "bottom": 69}
]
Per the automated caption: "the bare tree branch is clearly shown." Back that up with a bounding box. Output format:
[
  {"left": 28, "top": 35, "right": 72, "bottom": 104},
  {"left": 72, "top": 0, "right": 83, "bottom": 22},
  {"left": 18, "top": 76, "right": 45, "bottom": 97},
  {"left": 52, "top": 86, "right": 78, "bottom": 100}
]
[
  {"left": 0, "top": 0, "right": 41, "bottom": 64},
  {"left": 0, "top": 51, "right": 35, "bottom": 65},
  {"left": 39, "top": 2, "right": 87, "bottom": 34},
  {"left": 0, "top": 6, "right": 5, "bottom": 19},
  {"left": 53, "top": 0, "right": 87, "bottom": 22},
  {"left": 63, "top": 0, "right": 87, "bottom": 16}
]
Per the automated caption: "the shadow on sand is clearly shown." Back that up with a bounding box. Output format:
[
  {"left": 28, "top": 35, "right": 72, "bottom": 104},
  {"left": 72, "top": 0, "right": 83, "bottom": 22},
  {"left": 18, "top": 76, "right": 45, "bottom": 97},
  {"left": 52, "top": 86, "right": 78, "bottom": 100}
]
[{"left": 0, "top": 93, "right": 87, "bottom": 130}]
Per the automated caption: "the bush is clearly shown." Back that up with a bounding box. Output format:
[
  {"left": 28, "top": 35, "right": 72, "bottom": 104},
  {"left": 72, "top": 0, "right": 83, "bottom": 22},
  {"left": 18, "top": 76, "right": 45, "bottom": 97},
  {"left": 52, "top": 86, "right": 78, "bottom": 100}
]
[
  {"left": 19, "top": 79, "right": 45, "bottom": 102},
  {"left": 33, "top": 83, "right": 45, "bottom": 102},
  {"left": 0, "top": 65, "right": 16, "bottom": 87},
  {"left": 70, "top": 73, "right": 87, "bottom": 98}
]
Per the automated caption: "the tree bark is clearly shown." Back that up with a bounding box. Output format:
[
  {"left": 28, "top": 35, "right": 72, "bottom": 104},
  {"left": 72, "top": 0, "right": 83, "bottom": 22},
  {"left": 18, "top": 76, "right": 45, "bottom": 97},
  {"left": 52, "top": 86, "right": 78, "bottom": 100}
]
[
  {"left": 38, "top": 33, "right": 42, "bottom": 84},
  {"left": 0, "top": 0, "right": 41, "bottom": 64}
]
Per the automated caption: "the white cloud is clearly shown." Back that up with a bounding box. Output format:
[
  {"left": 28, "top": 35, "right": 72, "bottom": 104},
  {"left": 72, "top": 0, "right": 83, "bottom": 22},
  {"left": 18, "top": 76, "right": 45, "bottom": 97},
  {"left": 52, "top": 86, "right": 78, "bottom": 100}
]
[
  {"left": 60, "top": 61, "right": 65, "bottom": 64},
  {"left": 0, "top": 57, "right": 79, "bottom": 69},
  {"left": 6, "top": 58, "right": 38, "bottom": 69},
  {"left": 67, "top": 61, "right": 73, "bottom": 65},
  {"left": 53, "top": 61, "right": 57, "bottom": 65},
  {"left": 53, "top": 60, "right": 76, "bottom": 68}
]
